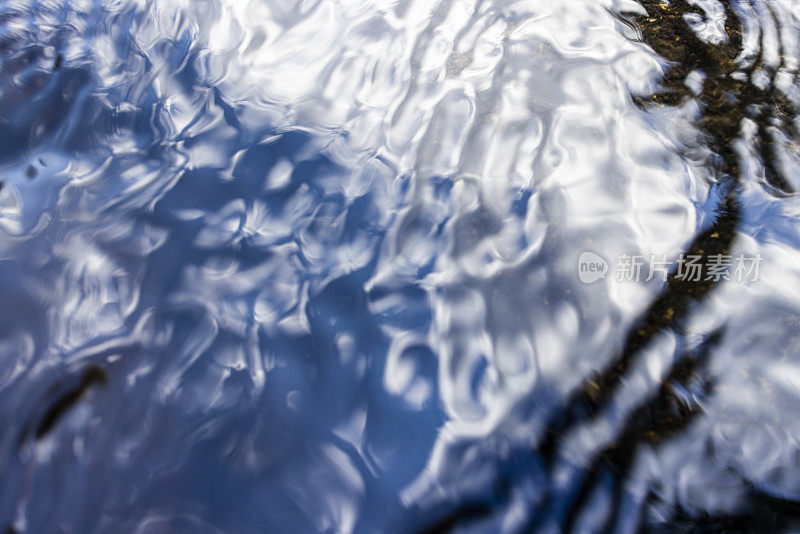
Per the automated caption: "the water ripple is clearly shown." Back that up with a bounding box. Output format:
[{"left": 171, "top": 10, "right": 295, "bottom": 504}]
[{"left": 1, "top": 0, "right": 800, "bottom": 532}]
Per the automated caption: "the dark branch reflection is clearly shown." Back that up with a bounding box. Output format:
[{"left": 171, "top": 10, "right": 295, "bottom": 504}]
[{"left": 415, "top": 0, "right": 800, "bottom": 531}]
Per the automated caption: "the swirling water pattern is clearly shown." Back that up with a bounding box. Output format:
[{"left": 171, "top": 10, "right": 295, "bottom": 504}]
[{"left": 0, "top": 0, "right": 800, "bottom": 532}]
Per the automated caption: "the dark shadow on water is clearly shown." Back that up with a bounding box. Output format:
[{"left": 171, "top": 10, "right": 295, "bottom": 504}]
[
  {"left": 414, "top": 0, "right": 800, "bottom": 532},
  {"left": 25, "top": 365, "right": 108, "bottom": 442}
]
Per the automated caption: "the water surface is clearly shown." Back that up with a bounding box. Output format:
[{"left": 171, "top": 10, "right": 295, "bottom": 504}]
[{"left": 1, "top": 0, "right": 800, "bottom": 532}]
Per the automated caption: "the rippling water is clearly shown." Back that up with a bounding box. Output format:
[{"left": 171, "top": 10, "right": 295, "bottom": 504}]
[{"left": 2, "top": 0, "right": 800, "bottom": 532}]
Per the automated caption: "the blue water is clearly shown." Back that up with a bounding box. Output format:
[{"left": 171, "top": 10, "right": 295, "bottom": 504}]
[{"left": 2, "top": 0, "right": 800, "bottom": 532}]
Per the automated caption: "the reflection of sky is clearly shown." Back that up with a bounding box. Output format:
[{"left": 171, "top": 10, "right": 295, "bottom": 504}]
[{"left": 0, "top": 0, "right": 799, "bottom": 532}]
